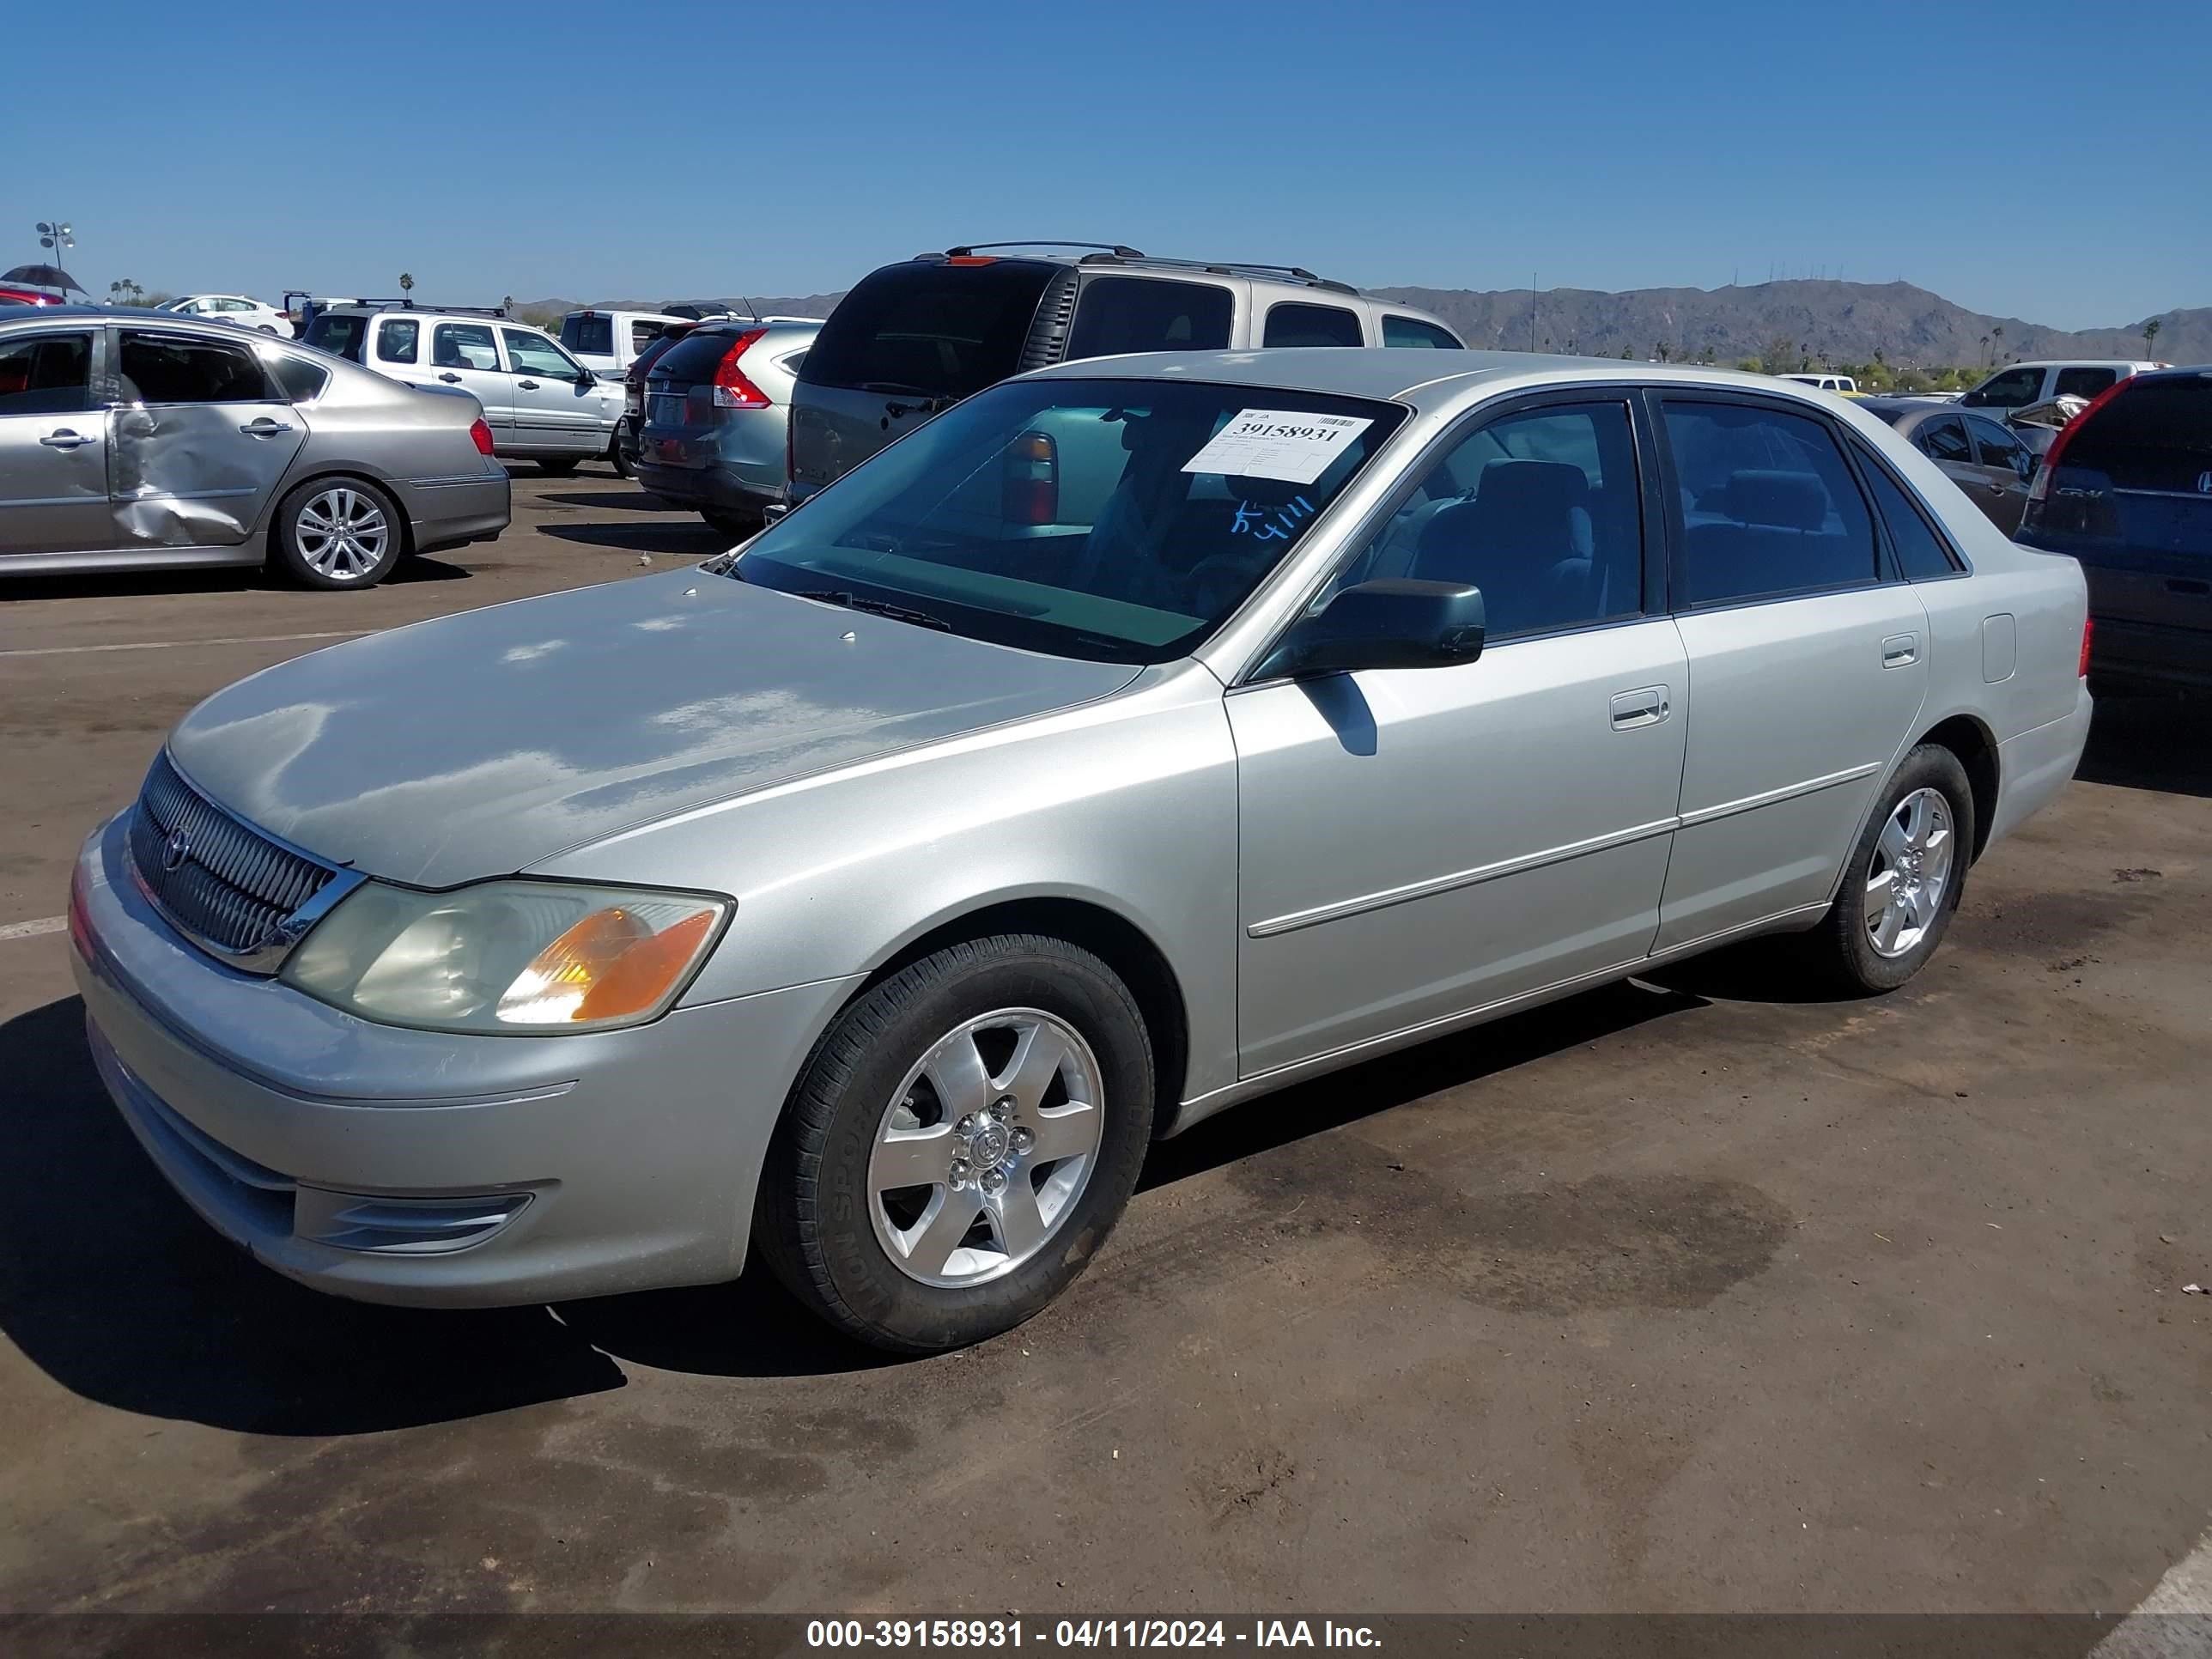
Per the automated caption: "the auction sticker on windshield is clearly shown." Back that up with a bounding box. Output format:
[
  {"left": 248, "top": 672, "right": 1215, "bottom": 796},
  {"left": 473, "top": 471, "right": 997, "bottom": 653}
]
[{"left": 1182, "top": 409, "right": 1376, "bottom": 484}]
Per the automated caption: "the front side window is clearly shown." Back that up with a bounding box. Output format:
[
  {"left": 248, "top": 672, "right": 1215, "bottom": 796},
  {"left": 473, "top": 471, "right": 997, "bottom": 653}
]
[
  {"left": 1382, "top": 314, "right": 1463, "bottom": 349},
  {"left": 377, "top": 318, "right": 419, "bottom": 364},
  {"left": 1662, "top": 399, "right": 1878, "bottom": 605},
  {"left": 432, "top": 323, "right": 501, "bottom": 372},
  {"left": 503, "top": 329, "right": 580, "bottom": 379},
  {"left": 729, "top": 377, "right": 1405, "bottom": 664},
  {"left": 1338, "top": 401, "right": 1644, "bottom": 638},
  {"left": 1918, "top": 416, "right": 1972, "bottom": 465},
  {"left": 1262, "top": 303, "right": 1364, "bottom": 348},
  {"left": 1967, "top": 416, "right": 2029, "bottom": 476},
  {"left": 118, "top": 331, "right": 270, "bottom": 404},
  {"left": 2053, "top": 367, "right": 2119, "bottom": 400},
  {"left": 1860, "top": 459, "right": 1962, "bottom": 580},
  {"left": 1066, "top": 277, "right": 1234, "bottom": 360},
  {"left": 1962, "top": 367, "right": 2042, "bottom": 408},
  {"left": 0, "top": 331, "right": 94, "bottom": 414}
]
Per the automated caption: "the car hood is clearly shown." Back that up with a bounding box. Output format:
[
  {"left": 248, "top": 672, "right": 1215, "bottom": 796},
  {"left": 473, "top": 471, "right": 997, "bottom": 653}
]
[{"left": 165, "top": 571, "right": 1142, "bottom": 887}]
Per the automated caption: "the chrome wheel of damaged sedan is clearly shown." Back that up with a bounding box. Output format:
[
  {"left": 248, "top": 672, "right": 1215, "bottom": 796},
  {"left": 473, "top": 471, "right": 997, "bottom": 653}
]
[
  {"left": 1864, "top": 787, "right": 1954, "bottom": 958},
  {"left": 295, "top": 488, "right": 391, "bottom": 581},
  {"left": 868, "top": 1009, "right": 1103, "bottom": 1287}
]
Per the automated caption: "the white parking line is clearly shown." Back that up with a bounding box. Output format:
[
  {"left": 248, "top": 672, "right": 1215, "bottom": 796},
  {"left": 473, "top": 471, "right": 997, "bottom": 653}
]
[
  {"left": 0, "top": 629, "right": 368, "bottom": 659},
  {"left": 0, "top": 915, "right": 67, "bottom": 942},
  {"left": 2093, "top": 1528, "right": 2212, "bottom": 1656}
]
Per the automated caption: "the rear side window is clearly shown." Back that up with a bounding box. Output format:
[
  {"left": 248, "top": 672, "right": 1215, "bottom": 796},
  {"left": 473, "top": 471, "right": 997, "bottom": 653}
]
[
  {"left": 2053, "top": 367, "right": 2118, "bottom": 400},
  {"left": 562, "top": 315, "right": 614, "bottom": 356},
  {"left": 1662, "top": 400, "right": 1878, "bottom": 605},
  {"left": 303, "top": 313, "right": 367, "bottom": 362},
  {"left": 1382, "top": 313, "right": 1463, "bottom": 349},
  {"left": 1967, "top": 417, "right": 2029, "bottom": 476},
  {"left": 1918, "top": 416, "right": 1972, "bottom": 465},
  {"left": 1263, "top": 302, "right": 1364, "bottom": 348},
  {"left": 266, "top": 354, "right": 331, "bottom": 403},
  {"left": 2062, "top": 378, "right": 2212, "bottom": 490},
  {"left": 1860, "top": 459, "right": 1962, "bottom": 580},
  {"left": 118, "top": 331, "right": 272, "bottom": 404},
  {"left": 0, "top": 331, "right": 93, "bottom": 414},
  {"left": 1065, "top": 277, "right": 1233, "bottom": 360},
  {"left": 377, "top": 319, "right": 419, "bottom": 364},
  {"left": 800, "top": 260, "right": 1056, "bottom": 398},
  {"left": 432, "top": 324, "right": 500, "bottom": 372}
]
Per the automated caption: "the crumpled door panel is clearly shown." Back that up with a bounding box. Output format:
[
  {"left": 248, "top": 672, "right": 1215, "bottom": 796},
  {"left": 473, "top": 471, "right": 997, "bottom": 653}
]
[{"left": 110, "top": 403, "right": 307, "bottom": 547}]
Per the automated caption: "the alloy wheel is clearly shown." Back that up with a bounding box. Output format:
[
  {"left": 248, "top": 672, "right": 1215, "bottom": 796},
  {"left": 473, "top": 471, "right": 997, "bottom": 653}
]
[
  {"left": 295, "top": 487, "right": 390, "bottom": 580},
  {"left": 1865, "top": 787, "right": 1954, "bottom": 959}
]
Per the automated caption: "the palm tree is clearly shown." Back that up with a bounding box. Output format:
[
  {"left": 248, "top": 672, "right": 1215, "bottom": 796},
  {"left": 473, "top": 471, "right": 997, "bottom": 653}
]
[
  {"left": 398, "top": 271, "right": 415, "bottom": 301},
  {"left": 2144, "top": 318, "right": 2163, "bottom": 359},
  {"left": 1980, "top": 333, "right": 1992, "bottom": 366}
]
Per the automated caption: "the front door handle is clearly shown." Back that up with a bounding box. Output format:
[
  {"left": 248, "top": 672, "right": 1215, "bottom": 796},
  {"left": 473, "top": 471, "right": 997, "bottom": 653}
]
[
  {"left": 238, "top": 418, "right": 294, "bottom": 437},
  {"left": 1609, "top": 685, "right": 1671, "bottom": 729},
  {"left": 517, "top": 379, "right": 540, "bottom": 390},
  {"left": 1882, "top": 632, "right": 1920, "bottom": 667},
  {"left": 39, "top": 428, "right": 95, "bottom": 449},
  {"left": 438, "top": 372, "right": 463, "bottom": 384}
]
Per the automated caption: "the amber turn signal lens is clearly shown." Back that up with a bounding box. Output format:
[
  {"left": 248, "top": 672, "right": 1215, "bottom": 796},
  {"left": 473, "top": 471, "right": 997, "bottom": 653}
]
[{"left": 497, "top": 905, "right": 720, "bottom": 1026}]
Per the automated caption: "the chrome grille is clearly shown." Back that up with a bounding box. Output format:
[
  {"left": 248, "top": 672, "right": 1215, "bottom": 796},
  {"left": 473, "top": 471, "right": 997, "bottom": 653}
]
[{"left": 128, "top": 750, "right": 340, "bottom": 970}]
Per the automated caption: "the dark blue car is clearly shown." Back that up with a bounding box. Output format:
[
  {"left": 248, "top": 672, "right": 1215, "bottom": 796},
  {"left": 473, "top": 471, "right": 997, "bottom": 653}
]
[{"left": 2020, "top": 368, "right": 2212, "bottom": 693}]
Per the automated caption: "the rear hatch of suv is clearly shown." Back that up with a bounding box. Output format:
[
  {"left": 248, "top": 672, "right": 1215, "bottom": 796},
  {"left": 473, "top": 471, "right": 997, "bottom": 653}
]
[
  {"left": 788, "top": 258, "right": 1062, "bottom": 501},
  {"left": 2021, "top": 370, "right": 2212, "bottom": 686}
]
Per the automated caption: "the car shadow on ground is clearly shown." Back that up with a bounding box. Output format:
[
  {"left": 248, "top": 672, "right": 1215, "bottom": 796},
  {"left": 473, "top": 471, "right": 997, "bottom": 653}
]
[
  {"left": 535, "top": 490, "right": 690, "bottom": 514},
  {"left": 541, "top": 521, "right": 736, "bottom": 556},
  {"left": 2078, "top": 690, "right": 2211, "bottom": 799},
  {"left": 0, "top": 555, "right": 477, "bottom": 604}
]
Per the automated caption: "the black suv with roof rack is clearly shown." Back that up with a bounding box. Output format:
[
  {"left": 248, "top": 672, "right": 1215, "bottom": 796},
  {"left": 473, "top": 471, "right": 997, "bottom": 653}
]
[{"left": 787, "top": 242, "right": 1463, "bottom": 502}]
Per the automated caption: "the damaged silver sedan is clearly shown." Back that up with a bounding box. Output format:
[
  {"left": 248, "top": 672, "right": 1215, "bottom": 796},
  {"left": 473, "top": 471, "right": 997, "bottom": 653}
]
[{"left": 0, "top": 307, "right": 508, "bottom": 587}]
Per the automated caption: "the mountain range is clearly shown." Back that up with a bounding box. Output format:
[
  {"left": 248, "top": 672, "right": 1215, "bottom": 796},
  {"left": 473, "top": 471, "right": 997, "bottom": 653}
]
[{"left": 518, "top": 280, "right": 2209, "bottom": 368}]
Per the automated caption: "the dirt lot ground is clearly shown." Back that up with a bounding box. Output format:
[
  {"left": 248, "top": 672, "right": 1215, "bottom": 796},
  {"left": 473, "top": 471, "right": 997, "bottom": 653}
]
[{"left": 1, "top": 465, "right": 2207, "bottom": 1622}]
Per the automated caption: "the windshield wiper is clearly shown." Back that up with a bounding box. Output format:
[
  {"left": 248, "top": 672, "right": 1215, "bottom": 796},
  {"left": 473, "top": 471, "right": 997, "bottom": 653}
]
[{"left": 793, "top": 588, "right": 953, "bottom": 632}]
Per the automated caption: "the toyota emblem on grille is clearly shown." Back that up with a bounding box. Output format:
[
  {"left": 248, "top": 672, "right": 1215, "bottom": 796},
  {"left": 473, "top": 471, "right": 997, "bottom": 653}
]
[{"left": 161, "top": 828, "right": 191, "bottom": 872}]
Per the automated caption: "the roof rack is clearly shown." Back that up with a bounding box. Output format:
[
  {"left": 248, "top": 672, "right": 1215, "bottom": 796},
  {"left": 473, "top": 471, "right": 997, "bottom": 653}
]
[
  {"left": 1078, "top": 253, "right": 1360, "bottom": 295},
  {"left": 319, "top": 299, "right": 508, "bottom": 318},
  {"left": 940, "top": 241, "right": 1146, "bottom": 258}
]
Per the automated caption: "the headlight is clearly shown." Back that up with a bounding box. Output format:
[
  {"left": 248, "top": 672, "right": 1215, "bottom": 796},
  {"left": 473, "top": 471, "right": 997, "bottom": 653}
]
[{"left": 281, "top": 879, "right": 731, "bottom": 1034}]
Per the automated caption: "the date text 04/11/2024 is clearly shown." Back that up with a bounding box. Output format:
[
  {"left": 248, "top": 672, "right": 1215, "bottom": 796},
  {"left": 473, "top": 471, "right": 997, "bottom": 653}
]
[{"left": 805, "top": 1619, "right": 1382, "bottom": 1649}]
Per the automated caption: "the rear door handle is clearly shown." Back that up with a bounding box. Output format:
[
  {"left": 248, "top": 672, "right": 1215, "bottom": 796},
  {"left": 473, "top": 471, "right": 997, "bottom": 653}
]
[
  {"left": 1882, "top": 633, "right": 1920, "bottom": 667},
  {"left": 238, "top": 418, "right": 294, "bottom": 437},
  {"left": 1609, "top": 685, "right": 1671, "bottom": 729},
  {"left": 39, "top": 428, "right": 94, "bottom": 449}
]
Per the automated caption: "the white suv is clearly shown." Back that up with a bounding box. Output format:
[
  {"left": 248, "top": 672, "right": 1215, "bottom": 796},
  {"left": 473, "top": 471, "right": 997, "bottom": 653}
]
[
  {"left": 1960, "top": 360, "right": 2163, "bottom": 414},
  {"left": 302, "top": 307, "right": 626, "bottom": 474},
  {"left": 157, "top": 294, "right": 293, "bottom": 337},
  {"left": 558, "top": 308, "right": 695, "bottom": 381}
]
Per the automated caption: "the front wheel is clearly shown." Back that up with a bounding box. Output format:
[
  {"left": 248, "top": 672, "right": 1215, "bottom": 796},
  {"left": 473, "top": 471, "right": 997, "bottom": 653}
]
[
  {"left": 1802, "top": 744, "right": 1975, "bottom": 993},
  {"left": 270, "top": 477, "right": 404, "bottom": 588},
  {"left": 756, "top": 935, "right": 1154, "bottom": 1352}
]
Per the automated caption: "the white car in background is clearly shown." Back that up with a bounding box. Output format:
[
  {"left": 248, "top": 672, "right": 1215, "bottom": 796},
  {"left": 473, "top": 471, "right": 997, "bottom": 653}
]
[
  {"left": 558, "top": 308, "right": 695, "bottom": 381},
  {"left": 156, "top": 295, "right": 294, "bottom": 337}
]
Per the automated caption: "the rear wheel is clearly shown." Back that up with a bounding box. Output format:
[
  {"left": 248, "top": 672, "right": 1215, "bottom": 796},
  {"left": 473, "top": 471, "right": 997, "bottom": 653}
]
[
  {"left": 538, "top": 458, "right": 579, "bottom": 477},
  {"left": 605, "top": 434, "right": 632, "bottom": 478},
  {"left": 1801, "top": 744, "right": 1974, "bottom": 993},
  {"left": 270, "top": 477, "right": 404, "bottom": 589},
  {"left": 756, "top": 934, "right": 1154, "bottom": 1352}
]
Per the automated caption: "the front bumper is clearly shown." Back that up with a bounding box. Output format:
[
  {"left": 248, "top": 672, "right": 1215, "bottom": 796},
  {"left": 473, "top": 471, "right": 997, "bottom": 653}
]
[{"left": 69, "top": 811, "right": 857, "bottom": 1308}]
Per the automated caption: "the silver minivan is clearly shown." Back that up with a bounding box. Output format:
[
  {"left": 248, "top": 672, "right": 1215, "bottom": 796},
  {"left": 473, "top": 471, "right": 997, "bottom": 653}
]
[
  {"left": 304, "top": 307, "right": 625, "bottom": 475},
  {"left": 789, "top": 243, "right": 1464, "bottom": 503}
]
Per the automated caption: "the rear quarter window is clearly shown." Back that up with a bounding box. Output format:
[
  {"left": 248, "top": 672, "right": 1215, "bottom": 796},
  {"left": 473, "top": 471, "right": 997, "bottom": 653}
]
[
  {"left": 800, "top": 260, "right": 1057, "bottom": 398},
  {"left": 1262, "top": 302, "right": 1364, "bottom": 348},
  {"left": 1382, "top": 314, "right": 1463, "bottom": 349},
  {"left": 1066, "top": 277, "right": 1233, "bottom": 359}
]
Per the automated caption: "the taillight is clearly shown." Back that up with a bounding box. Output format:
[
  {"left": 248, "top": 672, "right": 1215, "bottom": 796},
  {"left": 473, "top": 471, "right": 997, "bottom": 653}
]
[
  {"left": 2079, "top": 617, "right": 2094, "bottom": 678},
  {"left": 2031, "top": 377, "right": 2131, "bottom": 501},
  {"left": 1003, "top": 430, "right": 1059, "bottom": 526},
  {"left": 711, "top": 328, "right": 769, "bottom": 409},
  {"left": 469, "top": 417, "right": 495, "bottom": 456}
]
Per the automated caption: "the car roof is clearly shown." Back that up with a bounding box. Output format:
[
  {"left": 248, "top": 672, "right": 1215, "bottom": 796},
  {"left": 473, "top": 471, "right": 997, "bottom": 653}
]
[
  {"left": 1988, "top": 359, "right": 2152, "bottom": 370},
  {"left": 1024, "top": 347, "right": 1862, "bottom": 416}
]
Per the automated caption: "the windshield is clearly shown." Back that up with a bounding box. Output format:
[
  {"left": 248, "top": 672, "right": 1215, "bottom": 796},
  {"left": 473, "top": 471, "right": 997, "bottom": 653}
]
[{"left": 724, "top": 377, "right": 1405, "bottom": 664}]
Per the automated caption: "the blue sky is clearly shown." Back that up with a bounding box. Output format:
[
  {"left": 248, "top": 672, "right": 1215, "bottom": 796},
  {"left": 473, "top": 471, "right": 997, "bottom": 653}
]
[{"left": 6, "top": 0, "right": 2207, "bottom": 329}]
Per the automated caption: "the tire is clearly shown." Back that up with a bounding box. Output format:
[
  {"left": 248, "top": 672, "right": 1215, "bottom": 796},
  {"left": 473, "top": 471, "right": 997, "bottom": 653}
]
[
  {"left": 1801, "top": 743, "right": 1975, "bottom": 994},
  {"left": 756, "top": 934, "right": 1155, "bottom": 1353},
  {"left": 703, "top": 508, "right": 759, "bottom": 537},
  {"left": 270, "top": 477, "right": 404, "bottom": 589},
  {"left": 538, "top": 458, "right": 579, "bottom": 477},
  {"left": 606, "top": 435, "right": 632, "bottom": 479}
]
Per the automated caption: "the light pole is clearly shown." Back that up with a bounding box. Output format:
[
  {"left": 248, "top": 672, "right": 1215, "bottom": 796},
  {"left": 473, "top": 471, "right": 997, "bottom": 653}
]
[{"left": 34, "top": 220, "right": 74, "bottom": 295}]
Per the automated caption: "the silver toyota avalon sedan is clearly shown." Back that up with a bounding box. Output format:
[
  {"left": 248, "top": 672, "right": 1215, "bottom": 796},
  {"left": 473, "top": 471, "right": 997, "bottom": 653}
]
[
  {"left": 1, "top": 307, "right": 508, "bottom": 586},
  {"left": 70, "top": 349, "right": 2092, "bottom": 1352}
]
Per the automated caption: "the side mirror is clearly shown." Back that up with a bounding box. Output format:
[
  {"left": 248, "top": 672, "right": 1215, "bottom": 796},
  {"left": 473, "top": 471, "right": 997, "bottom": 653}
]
[
  {"left": 575, "top": 368, "right": 596, "bottom": 388},
  {"left": 1267, "top": 579, "right": 1486, "bottom": 678}
]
